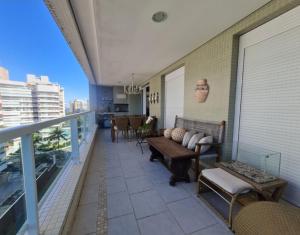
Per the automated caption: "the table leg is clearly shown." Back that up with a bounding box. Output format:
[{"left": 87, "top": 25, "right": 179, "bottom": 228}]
[
  {"left": 111, "top": 127, "right": 115, "bottom": 143},
  {"left": 271, "top": 185, "right": 286, "bottom": 201},
  {"left": 195, "top": 156, "right": 199, "bottom": 181},
  {"left": 169, "top": 159, "right": 191, "bottom": 186},
  {"left": 111, "top": 119, "right": 116, "bottom": 142},
  {"left": 149, "top": 145, "right": 163, "bottom": 161}
]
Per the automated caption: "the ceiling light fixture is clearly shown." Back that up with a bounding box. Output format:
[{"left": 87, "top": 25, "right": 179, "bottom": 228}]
[
  {"left": 123, "top": 73, "right": 142, "bottom": 95},
  {"left": 152, "top": 11, "right": 168, "bottom": 23}
]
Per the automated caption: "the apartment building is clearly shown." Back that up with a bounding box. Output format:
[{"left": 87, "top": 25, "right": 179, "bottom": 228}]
[
  {"left": 0, "top": 67, "right": 8, "bottom": 127},
  {"left": 27, "top": 74, "right": 65, "bottom": 121},
  {"left": 0, "top": 67, "right": 65, "bottom": 127},
  {"left": 69, "top": 99, "right": 89, "bottom": 113},
  {"left": 0, "top": 96, "right": 3, "bottom": 127}
]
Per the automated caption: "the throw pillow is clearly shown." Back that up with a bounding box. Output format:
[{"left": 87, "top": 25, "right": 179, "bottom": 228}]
[
  {"left": 187, "top": 133, "right": 204, "bottom": 150},
  {"left": 198, "top": 136, "right": 213, "bottom": 153},
  {"left": 171, "top": 128, "right": 186, "bottom": 143},
  {"left": 182, "top": 130, "right": 197, "bottom": 147},
  {"left": 164, "top": 128, "right": 173, "bottom": 139}
]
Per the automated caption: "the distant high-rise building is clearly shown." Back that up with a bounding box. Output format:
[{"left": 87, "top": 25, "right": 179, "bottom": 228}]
[
  {"left": 69, "top": 99, "right": 89, "bottom": 113},
  {"left": 0, "top": 66, "right": 65, "bottom": 127},
  {"left": 0, "top": 67, "right": 9, "bottom": 80},
  {"left": 27, "top": 74, "right": 65, "bottom": 120},
  {"left": 0, "top": 67, "right": 8, "bottom": 127},
  {"left": 0, "top": 95, "right": 3, "bottom": 127}
]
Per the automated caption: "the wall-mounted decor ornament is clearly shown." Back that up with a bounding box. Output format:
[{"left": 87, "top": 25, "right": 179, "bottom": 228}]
[
  {"left": 195, "top": 79, "right": 209, "bottom": 103},
  {"left": 156, "top": 92, "right": 159, "bottom": 103},
  {"left": 149, "top": 93, "right": 153, "bottom": 104},
  {"left": 153, "top": 93, "right": 156, "bottom": 104}
]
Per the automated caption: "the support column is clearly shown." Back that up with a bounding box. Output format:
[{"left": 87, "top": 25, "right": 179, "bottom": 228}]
[{"left": 21, "top": 134, "right": 39, "bottom": 235}]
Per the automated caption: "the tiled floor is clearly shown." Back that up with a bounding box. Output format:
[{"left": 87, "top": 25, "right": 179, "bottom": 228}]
[{"left": 71, "top": 130, "right": 233, "bottom": 235}]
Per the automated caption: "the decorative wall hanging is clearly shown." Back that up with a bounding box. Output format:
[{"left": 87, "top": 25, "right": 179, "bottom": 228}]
[
  {"left": 195, "top": 79, "right": 209, "bottom": 103},
  {"left": 148, "top": 92, "right": 159, "bottom": 104},
  {"left": 149, "top": 93, "right": 153, "bottom": 104},
  {"left": 153, "top": 93, "right": 156, "bottom": 104}
]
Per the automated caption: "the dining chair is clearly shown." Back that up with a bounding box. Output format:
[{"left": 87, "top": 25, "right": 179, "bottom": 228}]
[
  {"left": 114, "top": 117, "right": 129, "bottom": 142},
  {"left": 129, "top": 116, "right": 143, "bottom": 138}
]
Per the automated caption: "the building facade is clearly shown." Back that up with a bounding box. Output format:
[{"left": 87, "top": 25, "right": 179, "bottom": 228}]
[
  {"left": 0, "top": 67, "right": 65, "bottom": 127},
  {"left": 0, "top": 67, "right": 9, "bottom": 81},
  {"left": 27, "top": 74, "right": 65, "bottom": 122},
  {"left": 69, "top": 99, "right": 89, "bottom": 113}
]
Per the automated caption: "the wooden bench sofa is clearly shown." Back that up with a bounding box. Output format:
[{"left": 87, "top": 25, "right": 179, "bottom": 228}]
[{"left": 147, "top": 116, "right": 225, "bottom": 185}]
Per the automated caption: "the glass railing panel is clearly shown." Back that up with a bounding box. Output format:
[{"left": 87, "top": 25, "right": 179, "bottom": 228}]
[
  {"left": 0, "top": 138, "right": 26, "bottom": 235},
  {"left": 33, "top": 120, "right": 71, "bottom": 201}
]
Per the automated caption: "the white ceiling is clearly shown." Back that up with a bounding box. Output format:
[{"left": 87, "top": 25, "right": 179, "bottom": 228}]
[{"left": 47, "top": 0, "right": 271, "bottom": 85}]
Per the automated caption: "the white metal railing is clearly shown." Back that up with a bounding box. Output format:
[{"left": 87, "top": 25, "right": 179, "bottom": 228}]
[{"left": 0, "top": 111, "right": 96, "bottom": 235}]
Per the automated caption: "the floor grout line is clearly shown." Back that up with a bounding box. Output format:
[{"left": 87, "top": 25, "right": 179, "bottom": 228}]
[
  {"left": 72, "top": 130, "right": 232, "bottom": 235},
  {"left": 95, "top": 134, "right": 108, "bottom": 235}
]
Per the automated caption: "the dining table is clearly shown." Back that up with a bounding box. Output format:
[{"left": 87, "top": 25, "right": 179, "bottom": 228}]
[{"left": 110, "top": 115, "right": 146, "bottom": 142}]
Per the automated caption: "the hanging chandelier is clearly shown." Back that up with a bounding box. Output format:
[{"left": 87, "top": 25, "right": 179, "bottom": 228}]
[{"left": 123, "top": 73, "right": 142, "bottom": 95}]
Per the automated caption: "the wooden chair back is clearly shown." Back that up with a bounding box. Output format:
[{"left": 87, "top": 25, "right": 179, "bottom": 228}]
[
  {"left": 129, "top": 117, "right": 143, "bottom": 131},
  {"left": 115, "top": 117, "right": 129, "bottom": 131}
]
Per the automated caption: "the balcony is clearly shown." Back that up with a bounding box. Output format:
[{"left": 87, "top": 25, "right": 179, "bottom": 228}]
[
  {"left": 70, "top": 129, "right": 234, "bottom": 235},
  {"left": 1, "top": 0, "right": 300, "bottom": 235}
]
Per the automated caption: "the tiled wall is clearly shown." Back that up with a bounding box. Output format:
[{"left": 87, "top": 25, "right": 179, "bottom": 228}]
[{"left": 146, "top": 0, "right": 299, "bottom": 158}]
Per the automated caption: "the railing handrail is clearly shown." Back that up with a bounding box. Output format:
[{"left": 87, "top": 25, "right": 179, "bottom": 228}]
[{"left": 0, "top": 111, "right": 92, "bottom": 143}]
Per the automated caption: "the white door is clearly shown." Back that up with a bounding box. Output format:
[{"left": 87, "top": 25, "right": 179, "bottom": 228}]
[
  {"left": 164, "top": 66, "right": 185, "bottom": 128},
  {"left": 234, "top": 6, "right": 300, "bottom": 206}
]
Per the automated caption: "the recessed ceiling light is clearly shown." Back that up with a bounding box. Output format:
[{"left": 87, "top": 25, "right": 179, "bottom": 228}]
[{"left": 152, "top": 11, "right": 168, "bottom": 23}]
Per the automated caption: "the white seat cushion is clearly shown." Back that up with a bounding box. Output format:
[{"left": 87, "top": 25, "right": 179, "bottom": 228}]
[{"left": 202, "top": 168, "right": 253, "bottom": 194}]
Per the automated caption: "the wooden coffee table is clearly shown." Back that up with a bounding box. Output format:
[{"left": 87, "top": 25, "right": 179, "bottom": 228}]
[{"left": 147, "top": 137, "right": 198, "bottom": 186}]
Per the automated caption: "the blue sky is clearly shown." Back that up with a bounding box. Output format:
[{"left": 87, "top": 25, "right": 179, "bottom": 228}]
[{"left": 0, "top": 0, "right": 89, "bottom": 105}]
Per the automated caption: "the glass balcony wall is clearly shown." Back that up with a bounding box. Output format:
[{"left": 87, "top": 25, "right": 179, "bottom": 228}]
[{"left": 0, "top": 111, "right": 96, "bottom": 235}]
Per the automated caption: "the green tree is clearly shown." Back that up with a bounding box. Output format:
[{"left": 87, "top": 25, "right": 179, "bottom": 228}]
[
  {"left": 78, "top": 118, "right": 83, "bottom": 140},
  {"left": 32, "top": 131, "right": 42, "bottom": 155},
  {"left": 48, "top": 127, "right": 67, "bottom": 150}
]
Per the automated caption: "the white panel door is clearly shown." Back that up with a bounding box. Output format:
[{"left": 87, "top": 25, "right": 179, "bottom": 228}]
[
  {"left": 234, "top": 6, "right": 300, "bottom": 206},
  {"left": 165, "top": 66, "right": 185, "bottom": 128}
]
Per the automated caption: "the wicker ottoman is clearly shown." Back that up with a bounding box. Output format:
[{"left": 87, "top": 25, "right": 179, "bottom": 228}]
[{"left": 233, "top": 201, "right": 300, "bottom": 235}]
